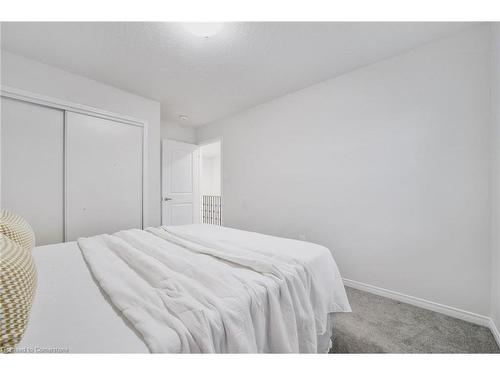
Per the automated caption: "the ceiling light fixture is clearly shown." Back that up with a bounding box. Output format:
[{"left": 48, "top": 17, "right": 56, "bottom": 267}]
[
  {"left": 181, "top": 23, "right": 224, "bottom": 38},
  {"left": 179, "top": 114, "right": 189, "bottom": 122}
]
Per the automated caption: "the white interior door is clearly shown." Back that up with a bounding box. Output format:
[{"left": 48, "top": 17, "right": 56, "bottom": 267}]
[
  {"left": 65, "top": 112, "right": 143, "bottom": 240},
  {"left": 162, "top": 139, "right": 199, "bottom": 226},
  {"left": 1, "top": 97, "right": 65, "bottom": 245}
]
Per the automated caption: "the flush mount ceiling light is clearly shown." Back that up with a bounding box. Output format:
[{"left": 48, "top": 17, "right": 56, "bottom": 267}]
[
  {"left": 181, "top": 23, "right": 224, "bottom": 38},
  {"left": 179, "top": 114, "right": 189, "bottom": 122}
]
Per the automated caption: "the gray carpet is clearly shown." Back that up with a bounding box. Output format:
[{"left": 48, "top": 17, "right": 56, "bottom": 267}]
[{"left": 330, "top": 287, "right": 500, "bottom": 353}]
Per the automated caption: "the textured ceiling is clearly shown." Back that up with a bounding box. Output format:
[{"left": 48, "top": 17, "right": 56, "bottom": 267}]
[{"left": 1, "top": 22, "right": 474, "bottom": 127}]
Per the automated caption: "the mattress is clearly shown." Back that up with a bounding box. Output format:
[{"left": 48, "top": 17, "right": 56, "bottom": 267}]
[
  {"left": 19, "top": 226, "right": 346, "bottom": 353},
  {"left": 19, "top": 241, "right": 149, "bottom": 353}
]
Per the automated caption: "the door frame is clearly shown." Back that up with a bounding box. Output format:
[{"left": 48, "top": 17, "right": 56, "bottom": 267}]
[
  {"left": 0, "top": 85, "right": 149, "bottom": 236},
  {"left": 198, "top": 136, "right": 223, "bottom": 226}
]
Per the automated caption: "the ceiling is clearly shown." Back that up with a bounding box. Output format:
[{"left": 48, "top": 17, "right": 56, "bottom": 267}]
[{"left": 1, "top": 22, "right": 474, "bottom": 127}]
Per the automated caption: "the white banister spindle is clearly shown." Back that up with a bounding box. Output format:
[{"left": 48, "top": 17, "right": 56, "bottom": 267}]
[{"left": 201, "top": 195, "right": 221, "bottom": 225}]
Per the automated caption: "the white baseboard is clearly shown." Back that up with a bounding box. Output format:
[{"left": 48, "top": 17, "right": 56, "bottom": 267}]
[
  {"left": 343, "top": 278, "right": 492, "bottom": 328},
  {"left": 489, "top": 318, "right": 500, "bottom": 348}
]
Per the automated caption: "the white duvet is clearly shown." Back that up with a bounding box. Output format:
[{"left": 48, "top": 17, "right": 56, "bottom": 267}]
[{"left": 77, "top": 224, "right": 350, "bottom": 353}]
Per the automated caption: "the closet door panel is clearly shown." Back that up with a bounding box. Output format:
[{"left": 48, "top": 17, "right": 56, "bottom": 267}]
[
  {"left": 1, "top": 97, "right": 64, "bottom": 245},
  {"left": 65, "top": 112, "right": 143, "bottom": 240}
]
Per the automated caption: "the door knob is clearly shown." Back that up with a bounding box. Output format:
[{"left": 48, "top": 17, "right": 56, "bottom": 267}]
[{"left": 163, "top": 197, "right": 172, "bottom": 201}]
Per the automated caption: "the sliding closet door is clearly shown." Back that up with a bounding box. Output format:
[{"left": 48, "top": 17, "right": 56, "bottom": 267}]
[
  {"left": 1, "top": 97, "right": 64, "bottom": 245},
  {"left": 65, "top": 112, "right": 143, "bottom": 240}
]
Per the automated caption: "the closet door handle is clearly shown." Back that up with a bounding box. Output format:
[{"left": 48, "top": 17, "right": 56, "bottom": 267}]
[{"left": 163, "top": 197, "right": 172, "bottom": 201}]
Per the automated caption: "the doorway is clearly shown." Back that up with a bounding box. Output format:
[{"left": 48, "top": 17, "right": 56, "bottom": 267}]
[{"left": 199, "top": 139, "right": 222, "bottom": 225}]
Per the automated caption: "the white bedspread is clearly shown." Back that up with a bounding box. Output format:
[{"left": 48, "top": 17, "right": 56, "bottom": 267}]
[{"left": 78, "top": 224, "right": 350, "bottom": 353}]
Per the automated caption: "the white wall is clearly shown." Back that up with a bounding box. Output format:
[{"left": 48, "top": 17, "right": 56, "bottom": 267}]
[
  {"left": 201, "top": 155, "right": 221, "bottom": 196},
  {"left": 491, "top": 23, "right": 500, "bottom": 334},
  {"left": 1, "top": 51, "right": 162, "bottom": 226},
  {"left": 161, "top": 120, "right": 196, "bottom": 144},
  {"left": 197, "top": 25, "right": 492, "bottom": 316}
]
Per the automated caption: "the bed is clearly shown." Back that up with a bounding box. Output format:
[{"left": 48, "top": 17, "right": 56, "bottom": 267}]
[{"left": 19, "top": 224, "right": 350, "bottom": 353}]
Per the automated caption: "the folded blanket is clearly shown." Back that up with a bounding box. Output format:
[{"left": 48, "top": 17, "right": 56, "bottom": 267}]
[
  {"left": 157, "top": 225, "right": 351, "bottom": 331},
  {"left": 78, "top": 225, "right": 350, "bottom": 353}
]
